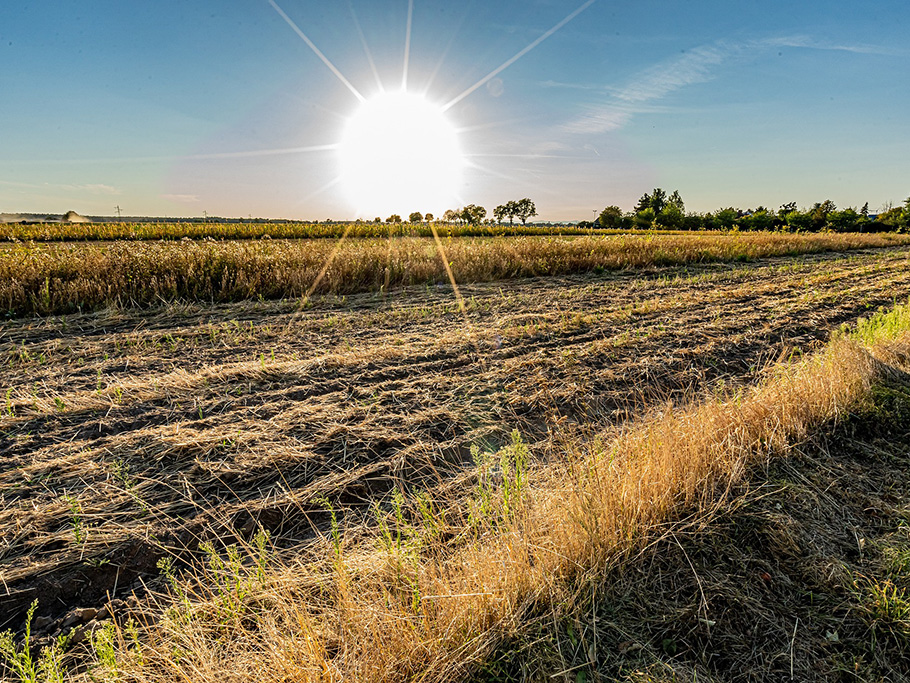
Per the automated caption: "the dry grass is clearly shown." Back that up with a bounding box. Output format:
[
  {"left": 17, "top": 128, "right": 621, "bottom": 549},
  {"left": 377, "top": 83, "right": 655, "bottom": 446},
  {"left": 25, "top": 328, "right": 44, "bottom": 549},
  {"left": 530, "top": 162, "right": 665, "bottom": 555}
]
[
  {"left": 2, "top": 232, "right": 908, "bottom": 316},
  {"left": 4, "top": 248, "right": 910, "bottom": 682},
  {"left": 47, "top": 306, "right": 910, "bottom": 682}
]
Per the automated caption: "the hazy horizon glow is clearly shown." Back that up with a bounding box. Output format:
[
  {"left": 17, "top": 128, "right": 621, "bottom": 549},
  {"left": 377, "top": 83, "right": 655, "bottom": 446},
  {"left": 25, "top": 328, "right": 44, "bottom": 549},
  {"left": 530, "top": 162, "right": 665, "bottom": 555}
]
[{"left": 1, "top": 1, "right": 908, "bottom": 221}]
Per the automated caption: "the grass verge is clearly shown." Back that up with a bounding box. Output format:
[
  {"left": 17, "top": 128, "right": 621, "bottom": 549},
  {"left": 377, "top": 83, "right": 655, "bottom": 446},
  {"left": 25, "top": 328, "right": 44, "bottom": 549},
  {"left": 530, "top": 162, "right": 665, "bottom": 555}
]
[
  {"left": 4, "top": 303, "right": 910, "bottom": 682},
  {"left": 2, "top": 232, "right": 908, "bottom": 316}
]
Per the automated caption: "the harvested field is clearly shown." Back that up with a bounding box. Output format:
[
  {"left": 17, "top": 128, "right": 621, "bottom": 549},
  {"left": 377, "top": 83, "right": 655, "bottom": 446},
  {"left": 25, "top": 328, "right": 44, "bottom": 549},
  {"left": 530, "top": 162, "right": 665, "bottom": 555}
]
[{"left": 3, "top": 243, "right": 910, "bottom": 647}]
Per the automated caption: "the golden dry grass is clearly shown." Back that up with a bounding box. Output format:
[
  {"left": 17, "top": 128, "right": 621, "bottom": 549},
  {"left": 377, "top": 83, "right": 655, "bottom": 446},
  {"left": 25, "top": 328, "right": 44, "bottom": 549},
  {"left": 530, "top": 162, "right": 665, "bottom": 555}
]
[
  {"left": 67, "top": 305, "right": 910, "bottom": 683},
  {"left": 2, "top": 231, "right": 908, "bottom": 316}
]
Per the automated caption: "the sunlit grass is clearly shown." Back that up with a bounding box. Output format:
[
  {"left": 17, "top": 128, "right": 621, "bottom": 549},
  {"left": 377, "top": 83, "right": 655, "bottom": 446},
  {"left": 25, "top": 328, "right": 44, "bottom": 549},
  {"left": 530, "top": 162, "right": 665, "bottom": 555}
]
[
  {"left": 2, "top": 232, "right": 907, "bottom": 317},
  {"left": 23, "top": 301, "right": 905, "bottom": 683}
]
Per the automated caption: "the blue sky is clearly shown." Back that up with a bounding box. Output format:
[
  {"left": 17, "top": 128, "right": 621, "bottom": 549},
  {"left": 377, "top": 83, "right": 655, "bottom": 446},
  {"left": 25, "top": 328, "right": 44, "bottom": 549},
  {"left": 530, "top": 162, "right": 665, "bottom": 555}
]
[{"left": 1, "top": 0, "right": 907, "bottom": 221}]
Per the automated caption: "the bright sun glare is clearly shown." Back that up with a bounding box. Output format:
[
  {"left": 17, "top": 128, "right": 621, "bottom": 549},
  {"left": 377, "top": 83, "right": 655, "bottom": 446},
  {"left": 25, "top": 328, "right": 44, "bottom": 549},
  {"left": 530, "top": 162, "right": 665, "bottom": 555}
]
[{"left": 338, "top": 91, "right": 464, "bottom": 219}]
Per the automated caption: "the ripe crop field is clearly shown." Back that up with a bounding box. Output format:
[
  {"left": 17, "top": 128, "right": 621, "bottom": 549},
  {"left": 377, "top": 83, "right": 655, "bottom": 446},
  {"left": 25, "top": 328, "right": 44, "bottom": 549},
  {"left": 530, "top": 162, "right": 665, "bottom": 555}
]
[
  {"left": 1, "top": 221, "right": 608, "bottom": 243},
  {"left": 3, "top": 236, "right": 910, "bottom": 681},
  {"left": 1, "top": 231, "right": 908, "bottom": 317}
]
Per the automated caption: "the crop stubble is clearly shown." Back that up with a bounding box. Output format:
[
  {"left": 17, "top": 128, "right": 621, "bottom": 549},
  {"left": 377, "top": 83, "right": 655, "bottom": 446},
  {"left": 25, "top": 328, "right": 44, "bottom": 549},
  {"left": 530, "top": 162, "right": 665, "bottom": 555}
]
[{"left": 2, "top": 246, "right": 910, "bottom": 628}]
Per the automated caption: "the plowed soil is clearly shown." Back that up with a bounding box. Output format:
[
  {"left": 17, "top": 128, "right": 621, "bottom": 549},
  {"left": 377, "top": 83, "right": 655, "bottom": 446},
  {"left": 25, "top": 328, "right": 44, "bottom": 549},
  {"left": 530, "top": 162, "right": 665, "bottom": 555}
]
[{"left": 3, "top": 246, "right": 910, "bottom": 632}]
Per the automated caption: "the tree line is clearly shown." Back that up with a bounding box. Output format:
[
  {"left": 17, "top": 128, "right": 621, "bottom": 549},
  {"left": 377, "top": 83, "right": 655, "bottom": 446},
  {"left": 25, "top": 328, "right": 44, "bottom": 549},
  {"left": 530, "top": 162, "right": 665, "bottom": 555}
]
[
  {"left": 584, "top": 189, "right": 910, "bottom": 233},
  {"left": 378, "top": 198, "right": 538, "bottom": 227}
]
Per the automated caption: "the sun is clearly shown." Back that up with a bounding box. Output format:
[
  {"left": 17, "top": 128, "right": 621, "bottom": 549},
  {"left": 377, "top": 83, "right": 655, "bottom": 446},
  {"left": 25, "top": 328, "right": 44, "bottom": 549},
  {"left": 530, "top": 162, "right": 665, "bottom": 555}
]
[{"left": 338, "top": 91, "right": 464, "bottom": 219}]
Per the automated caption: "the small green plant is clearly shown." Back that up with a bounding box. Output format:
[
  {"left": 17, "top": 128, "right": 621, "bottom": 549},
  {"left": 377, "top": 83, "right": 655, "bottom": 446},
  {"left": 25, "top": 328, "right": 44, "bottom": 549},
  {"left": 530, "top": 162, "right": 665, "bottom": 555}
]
[
  {"left": 89, "top": 622, "right": 118, "bottom": 681},
  {"left": 315, "top": 496, "right": 342, "bottom": 561},
  {"left": 198, "top": 528, "right": 271, "bottom": 622},
  {"left": 468, "top": 431, "right": 530, "bottom": 531},
  {"left": 5, "top": 388, "right": 13, "bottom": 417},
  {"left": 63, "top": 494, "right": 87, "bottom": 544},
  {"left": 0, "top": 600, "right": 69, "bottom": 683},
  {"left": 157, "top": 556, "right": 192, "bottom": 623}
]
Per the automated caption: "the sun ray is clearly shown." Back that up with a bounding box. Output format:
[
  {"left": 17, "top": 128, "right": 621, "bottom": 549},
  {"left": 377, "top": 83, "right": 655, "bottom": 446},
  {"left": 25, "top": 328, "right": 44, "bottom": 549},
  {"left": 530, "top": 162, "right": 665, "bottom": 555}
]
[
  {"left": 429, "top": 224, "right": 467, "bottom": 316},
  {"left": 296, "top": 175, "right": 344, "bottom": 208},
  {"left": 420, "top": 0, "right": 476, "bottom": 96},
  {"left": 348, "top": 0, "right": 384, "bottom": 93},
  {"left": 267, "top": 0, "right": 365, "bottom": 102},
  {"left": 402, "top": 0, "right": 414, "bottom": 90},
  {"left": 442, "top": 0, "right": 597, "bottom": 111}
]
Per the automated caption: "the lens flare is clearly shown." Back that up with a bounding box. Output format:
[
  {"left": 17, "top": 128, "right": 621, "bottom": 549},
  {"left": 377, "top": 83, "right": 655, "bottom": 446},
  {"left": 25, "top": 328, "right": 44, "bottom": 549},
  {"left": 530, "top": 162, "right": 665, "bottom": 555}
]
[{"left": 338, "top": 91, "right": 464, "bottom": 218}]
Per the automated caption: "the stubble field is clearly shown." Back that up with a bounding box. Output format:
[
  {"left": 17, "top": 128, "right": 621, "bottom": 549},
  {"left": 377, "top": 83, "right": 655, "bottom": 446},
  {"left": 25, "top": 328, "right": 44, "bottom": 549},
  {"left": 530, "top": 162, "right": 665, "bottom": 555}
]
[{"left": 3, "top": 234, "right": 910, "bottom": 681}]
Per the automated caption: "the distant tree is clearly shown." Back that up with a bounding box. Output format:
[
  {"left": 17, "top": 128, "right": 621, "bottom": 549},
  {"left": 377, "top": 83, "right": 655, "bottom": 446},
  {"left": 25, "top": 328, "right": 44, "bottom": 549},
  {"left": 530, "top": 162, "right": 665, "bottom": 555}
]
[
  {"left": 810, "top": 200, "right": 836, "bottom": 230},
  {"left": 714, "top": 207, "right": 738, "bottom": 230},
  {"left": 442, "top": 209, "right": 458, "bottom": 224},
  {"left": 861, "top": 202, "right": 869, "bottom": 218},
  {"left": 668, "top": 190, "right": 685, "bottom": 213},
  {"left": 783, "top": 210, "right": 812, "bottom": 233},
  {"left": 514, "top": 198, "right": 537, "bottom": 225},
  {"left": 635, "top": 188, "right": 672, "bottom": 215},
  {"left": 778, "top": 202, "right": 797, "bottom": 219},
  {"left": 655, "top": 203, "right": 683, "bottom": 229},
  {"left": 597, "top": 205, "right": 623, "bottom": 229},
  {"left": 739, "top": 208, "right": 774, "bottom": 232},
  {"left": 386, "top": 214, "right": 402, "bottom": 224},
  {"left": 493, "top": 203, "right": 510, "bottom": 225},
  {"left": 633, "top": 207, "right": 655, "bottom": 229},
  {"left": 460, "top": 204, "right": 487, "bottom": 226},
  {"left": 828, "top": 208, "right": 861, "bottom": 233},
  {"left": 373, "top": 217, "right": 382, "bottom": 223},
  {"left": 650, "top": 188, "right": 667, "bottom": 214},
  {"left": 408, "top": 211, "right": 423, "bottom": 223},
  {"left": 424, "top": 212, "right": 434, "bottom": 222},
  {"left": 682, "top": 213, "right": 705, "bottom": 231}
]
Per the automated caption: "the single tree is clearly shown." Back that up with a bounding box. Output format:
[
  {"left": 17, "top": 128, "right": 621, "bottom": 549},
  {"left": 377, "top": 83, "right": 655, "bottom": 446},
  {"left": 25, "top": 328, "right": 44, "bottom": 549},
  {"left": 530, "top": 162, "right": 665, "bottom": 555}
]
[
  {"left": 461, "top": 204, "right": 487, "bottom": 226},
  {"left": 778, "top": 202, "right": 797, "bottom": 218},
  {"left": 386, "top": 214, "right": 402, "bottom": 224},
  {"left": 668, "top": 190, "right": 685, "bottom": 212},
  {"left": 597, "top": 206, "right": 623, "bottom": 229},
  {"left": 408, "top": 211, "right": 423, "bottom": 223},
  {"left": 514, "top": 198, "right": 537, "bottom": 225},
  {"left": 424, "top": 212, "right": 434, "bottom": 222},
  {"left": 493, "top": 203, "right": 510, "bottom": 225},
  {"left": 442, "top": 209, "right": 458, "bottom": 224}
]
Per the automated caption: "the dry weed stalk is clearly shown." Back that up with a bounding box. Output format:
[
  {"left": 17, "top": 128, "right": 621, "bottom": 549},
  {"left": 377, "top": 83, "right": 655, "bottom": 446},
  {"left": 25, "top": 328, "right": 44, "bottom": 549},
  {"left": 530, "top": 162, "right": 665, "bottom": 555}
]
[{"left": 69, "top": 306, "right": 910, "bottom": 683}]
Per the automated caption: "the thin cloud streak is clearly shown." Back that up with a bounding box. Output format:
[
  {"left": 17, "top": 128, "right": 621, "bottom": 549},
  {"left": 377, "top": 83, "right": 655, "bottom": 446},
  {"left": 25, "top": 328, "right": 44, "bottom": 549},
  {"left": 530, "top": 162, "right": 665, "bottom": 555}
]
[
  {"left": 563, "top": 33, "right": 903, "bottom": 135},
  {"left": 0, "top": 180, "right": 121, "bottom": 195},
  {"left": 764, "top": 35, "right": 906, "bottom": 56},
  {"left": 3, "top": 145, "right": 338, "bottom": 166}
]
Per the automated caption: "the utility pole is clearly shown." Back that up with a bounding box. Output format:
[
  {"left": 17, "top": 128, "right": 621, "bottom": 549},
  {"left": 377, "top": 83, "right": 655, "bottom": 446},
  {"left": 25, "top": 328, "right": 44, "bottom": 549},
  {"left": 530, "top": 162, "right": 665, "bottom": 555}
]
[
  {"left": 115, "top": 205, "right": 122, "bottom": 221},
  {"left": 202, "top": 210, "right": 207, "bottom": 223}
]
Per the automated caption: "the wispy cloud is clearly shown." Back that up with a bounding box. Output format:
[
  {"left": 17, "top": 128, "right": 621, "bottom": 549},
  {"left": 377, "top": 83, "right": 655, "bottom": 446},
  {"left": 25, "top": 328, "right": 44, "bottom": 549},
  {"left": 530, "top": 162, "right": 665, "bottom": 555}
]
[
  {"left": 0, "top": 180, "right": 121, "bottom": 195},
  {"left": 563, "top": 43, "right": 732, "bottom": 134},
  {"left": 616, "top": 45, "right": 727, "bottom": 104},
  {"left": 161, "top": 193, "right": 200, "bottom": 204},
  {"left": 562, "top": 34, "right": 902, "bottom": 135},
  {"left": 60, "top": 183, "right": 121, "bottom": 195},
  {"left": 763, "top": 35, "right": 905, "bottom": 56}
]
